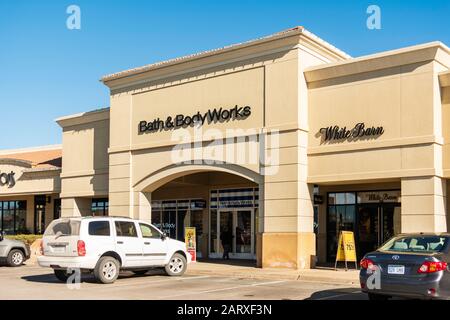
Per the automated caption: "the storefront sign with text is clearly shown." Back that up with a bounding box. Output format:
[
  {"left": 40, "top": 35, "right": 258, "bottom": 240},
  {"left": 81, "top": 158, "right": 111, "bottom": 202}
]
[
  {"left": 139, "top": 105, "right": 251, "bottom": 133},
  {"left": 0, "top": 171, "right": 15, "bottom": 188},
  {"left": 358, "top": 191, "right": 401, "bottom": 203},
  {"left": 185, "top": 227, "right": 197, "bottom": 262},
  {"left": 319, "top": 123, "right": 384, "bottom": 142}
]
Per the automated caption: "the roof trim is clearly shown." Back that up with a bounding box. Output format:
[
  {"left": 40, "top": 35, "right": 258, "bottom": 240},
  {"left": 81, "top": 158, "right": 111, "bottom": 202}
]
[
  {"left": 305, "top": 41, "right": 450, "bottom": 83},
  {"left": 101, "top": 26, "right": 351, "bottom": 84},
  {"left": 0, "top": 144, "right": 61, "bottom": 157},
  {"left": 22, "top": 167, "right": 62, "bottom": 174},
  {"left": 0, "top": 158, "right": 33, "bottom": 168},
  {"left": 56, "top": 107, "right": 110, "bottom": 128}
]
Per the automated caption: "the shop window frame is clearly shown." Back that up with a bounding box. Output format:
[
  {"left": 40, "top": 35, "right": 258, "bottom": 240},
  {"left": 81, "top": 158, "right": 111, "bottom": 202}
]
[
  {"left": 0, "top": 200, "right": 28, "bottom": 235},
  {"left": 325, "top": 189, "right": 401, "bottom": 262}
]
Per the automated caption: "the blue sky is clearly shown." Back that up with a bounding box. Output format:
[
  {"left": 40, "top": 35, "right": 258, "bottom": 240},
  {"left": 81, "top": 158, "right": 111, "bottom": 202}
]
[{"left": 1, "top": 0, "right": 449, "bottom": 149}]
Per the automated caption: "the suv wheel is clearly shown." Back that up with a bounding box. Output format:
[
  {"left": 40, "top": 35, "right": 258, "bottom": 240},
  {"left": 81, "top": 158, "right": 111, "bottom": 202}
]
[
  {"left": 165, "top": 253, "right": 187, "bottom": 276},
  {"left": 54, "top": 269, "right": 74, "bottom": 282},
  {"left": 7, "top": 249, "right": 24, "bottom": 267},
  {"left": 94, "top": 256, "right": 120, "bottom": 284}
]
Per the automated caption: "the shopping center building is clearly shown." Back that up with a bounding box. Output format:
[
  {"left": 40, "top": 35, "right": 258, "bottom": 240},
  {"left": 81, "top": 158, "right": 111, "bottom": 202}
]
[{"left": 2, "top": 26, "right": 450, "bottom": 268}]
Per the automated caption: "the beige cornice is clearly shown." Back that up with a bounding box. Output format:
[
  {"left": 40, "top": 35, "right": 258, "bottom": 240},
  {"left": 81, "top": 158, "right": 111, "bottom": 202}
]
[
  {"left": 56, "top": 108, "right": 110, "bottom": 128},
  {"left": 0, "top": 158, "right": 32, "bottom": 168},
  {"left": 305, "top": 42, "right": 450, "bottom": 83},
  {"left": 308, "top": 135, "right": 443, "bottom": 155},
  {"left": 101, "top": 27, "right": 350, "bottom": 90}
]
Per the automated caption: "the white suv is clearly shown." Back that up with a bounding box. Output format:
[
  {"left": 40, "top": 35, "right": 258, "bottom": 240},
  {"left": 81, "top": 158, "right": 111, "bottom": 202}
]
[{"left": 38, "top": 217, "right": 191, "bottom": 284}]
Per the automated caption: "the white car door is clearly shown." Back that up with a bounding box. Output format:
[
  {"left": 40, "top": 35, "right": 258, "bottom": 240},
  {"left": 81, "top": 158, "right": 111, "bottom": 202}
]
[
  {"left": 138, "top": 223, "right": 168, "bottom": 266},
  {"left": 114, "top": 220, "right": 144, "bottom": 267}
]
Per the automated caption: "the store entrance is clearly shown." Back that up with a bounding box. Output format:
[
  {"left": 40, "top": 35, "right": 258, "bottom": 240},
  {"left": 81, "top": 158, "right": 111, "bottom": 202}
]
[
  {"left": 357, "top": 203, "right": 399, "bottom": 258},
  {"left": 34, "top": 195, "right": 47, "bottom": 234},
  {"left": 326, "top": 190, "right": 401, "bottom": 262},
  {"left": 214, "top": 209, "right": 255, "bottom": 260}
]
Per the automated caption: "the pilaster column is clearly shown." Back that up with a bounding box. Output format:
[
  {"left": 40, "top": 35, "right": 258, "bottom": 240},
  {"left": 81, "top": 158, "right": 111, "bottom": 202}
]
[{"left": 401, "top": 176, "right": 447, "bottom": 233}]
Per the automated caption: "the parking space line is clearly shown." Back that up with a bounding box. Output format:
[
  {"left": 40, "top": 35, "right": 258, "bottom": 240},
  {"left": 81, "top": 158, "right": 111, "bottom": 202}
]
[
  {"left": 155, "top": 280, "right": 287, "bottom": 299},
  {"left": 84, "top": 275, "right": 212, "bottom": 289}
]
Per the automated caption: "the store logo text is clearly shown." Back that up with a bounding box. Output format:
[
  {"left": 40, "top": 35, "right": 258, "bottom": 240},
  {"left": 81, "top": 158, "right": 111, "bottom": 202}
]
[
  {"left": 319, "top": 123, "right": 384, "bottom": 142},
  {"left": 0, "top": 171, "right": 15, "bottom": 188},
  {"left": 139, "top": 105, "right": 251, "bottom": 134}
]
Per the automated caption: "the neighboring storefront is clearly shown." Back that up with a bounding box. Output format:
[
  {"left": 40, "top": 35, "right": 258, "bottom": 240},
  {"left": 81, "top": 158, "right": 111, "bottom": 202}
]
[
  {"left": 0, "top": 146, "right": 62, "bottom": 235},
  {"left": 3, "top": 27, "right": 450, "bottom": 268}
]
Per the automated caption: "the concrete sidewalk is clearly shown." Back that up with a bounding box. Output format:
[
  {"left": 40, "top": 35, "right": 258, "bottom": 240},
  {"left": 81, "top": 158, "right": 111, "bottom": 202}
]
[
  {"left": 187, "top": 260, "right": 360, "bottom": 285},
  {"left": 27, "top": 245, "right": 359, "bottom": 286}
]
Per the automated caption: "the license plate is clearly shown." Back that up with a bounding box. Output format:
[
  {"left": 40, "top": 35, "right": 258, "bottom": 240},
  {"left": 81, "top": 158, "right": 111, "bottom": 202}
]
[
  {"left": 51, "top": 246, "right": 66, "bottom": 253},
  {"left": 388, "top": 265, "right": 405, "bottom": 275}
]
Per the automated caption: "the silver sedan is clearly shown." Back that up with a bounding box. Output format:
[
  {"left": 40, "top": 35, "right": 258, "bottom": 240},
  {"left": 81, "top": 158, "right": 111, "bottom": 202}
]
[{"left": 360, "top": 233, "right": 450, "bottom": 300}]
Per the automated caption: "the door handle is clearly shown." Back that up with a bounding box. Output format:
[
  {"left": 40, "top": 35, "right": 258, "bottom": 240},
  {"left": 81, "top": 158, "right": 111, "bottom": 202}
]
[
  {"left": 144, "top": 242, "right": 151, "bottom": 245},
  {"left": 117, "top": 241, "right": 124, "bottom": 244}
]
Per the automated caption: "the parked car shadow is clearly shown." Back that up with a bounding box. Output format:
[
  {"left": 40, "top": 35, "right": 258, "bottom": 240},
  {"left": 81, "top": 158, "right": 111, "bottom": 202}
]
[
  {"left": 306, "top": 288, "right": 368, "bottom": 300},
  {"left": 21, "top": 269, "right": 167, "bottom": 284},
  {"left": 306, "top": 288, "right": 408, "bottom": 300}
]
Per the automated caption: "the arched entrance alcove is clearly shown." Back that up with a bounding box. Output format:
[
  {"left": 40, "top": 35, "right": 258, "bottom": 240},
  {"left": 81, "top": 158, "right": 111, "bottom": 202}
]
[{"left": 134, "top": 163, "right": 263, "bottom": 262}]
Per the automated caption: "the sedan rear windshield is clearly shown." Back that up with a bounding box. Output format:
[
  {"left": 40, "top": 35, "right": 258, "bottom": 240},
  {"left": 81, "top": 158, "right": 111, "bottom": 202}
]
[
  {"left": 380, "top": 236, "right": 449, "bottom": 253},
  {"left": 44, "top": 219, "right": 81, "bottom": 236}
]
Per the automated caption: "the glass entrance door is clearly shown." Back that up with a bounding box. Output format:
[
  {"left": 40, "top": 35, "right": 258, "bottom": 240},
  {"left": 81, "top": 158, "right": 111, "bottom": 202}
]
[
  {"left": 211, "top": 209, "right": 255, "bottom": 259},
  {"left": 357, "top": 204, "right": 398, "bottom": 258},
  {"left": 34, "top": 196, "right": 47, "bottom": 234},
  {"left": 357, "top": 205, "right": 380, "bottom": 256},
  {"left": 235, "top": 210, "right": 252, "bottom": 254}
]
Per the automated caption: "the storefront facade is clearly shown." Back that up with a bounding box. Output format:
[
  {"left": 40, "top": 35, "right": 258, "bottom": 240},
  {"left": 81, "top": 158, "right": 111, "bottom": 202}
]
[
  {"left": 4, "top": 27, "right": 450, "bottom": 268},
  {"left": 0, "top": 146, "right": 62, "bottom": 235}
]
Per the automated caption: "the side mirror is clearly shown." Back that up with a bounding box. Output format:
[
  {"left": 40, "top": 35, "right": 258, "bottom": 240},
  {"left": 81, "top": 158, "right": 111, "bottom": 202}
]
[
  {"left": 0, "top": 231, "right": 4, "bottom": 241},
  {"left": 161, "top": 233, "right": 167, "bottom": 241}
]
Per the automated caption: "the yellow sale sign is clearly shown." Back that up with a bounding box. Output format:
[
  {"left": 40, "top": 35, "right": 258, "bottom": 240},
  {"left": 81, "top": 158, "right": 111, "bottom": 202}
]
[
  {"left": 185, "top": 227, "right": 196, "bottom": 249},
  {"left": 185, "top": 227, "right": 196, "bottom": 262},
  {"left": 335, "top": 231, "right": 357, "bottom": 270}
]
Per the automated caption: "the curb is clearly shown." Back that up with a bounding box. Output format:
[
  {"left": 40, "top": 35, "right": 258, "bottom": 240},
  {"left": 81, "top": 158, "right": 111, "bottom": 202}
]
[{"left": 186, "top": 269, "right": 359, "bottom": 286}]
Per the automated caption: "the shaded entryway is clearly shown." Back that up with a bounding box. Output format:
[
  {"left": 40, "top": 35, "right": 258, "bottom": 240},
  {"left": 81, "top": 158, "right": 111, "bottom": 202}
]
[{"left": 136, "top": 167, "right": 262, "bottom": 263}]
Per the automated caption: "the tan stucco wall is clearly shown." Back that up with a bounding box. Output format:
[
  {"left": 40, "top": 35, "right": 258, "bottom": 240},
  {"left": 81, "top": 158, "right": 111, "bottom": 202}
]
[
  {"left": 308, "top": 60, "right": 442, "bottom": 183},
  {"left": 57, "top": 30, "right": 450, "bottom": 268},
  {"left": 306, "top": 44, "right": 450, "bottom": 237},
  {"left": 57, "top": 109, "right": 110, "bottom": 217},
  {"left": 0, "top": 162, "right": 60, "bottom": 196},
  {"left": 102, "top": 32, "right": 344, "bottom": 269}
]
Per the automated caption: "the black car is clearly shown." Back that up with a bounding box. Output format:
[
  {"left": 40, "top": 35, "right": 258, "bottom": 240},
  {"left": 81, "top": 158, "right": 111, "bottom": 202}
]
[{"left": 360, "top": 233, "right": 450, "bottom": 300}]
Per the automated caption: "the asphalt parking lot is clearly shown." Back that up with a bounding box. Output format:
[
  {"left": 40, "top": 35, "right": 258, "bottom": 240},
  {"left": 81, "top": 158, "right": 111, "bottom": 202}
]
[{"left": 0, "top": 264, "right": 365, "bottom": 300}]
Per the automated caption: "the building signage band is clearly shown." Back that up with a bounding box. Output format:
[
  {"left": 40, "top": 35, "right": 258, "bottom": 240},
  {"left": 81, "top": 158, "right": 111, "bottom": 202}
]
[
  {"left": 358, "top": 191, "right": 401, "bottom": 204},
  {"left": 0, "top": 171, "right": 15, "bottom": 188},
  {"left": 319, "top": 123, "right": 384, "bottom": 142},
  {"left": 139, "top": 105, "right": 251, "bottom": 134}
]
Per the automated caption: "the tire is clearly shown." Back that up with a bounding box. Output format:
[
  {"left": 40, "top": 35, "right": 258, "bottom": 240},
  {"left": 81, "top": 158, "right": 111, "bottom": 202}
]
[
  {"left": 7, "top": 249, "right": 24, "bottom": 267},
  {"left": 164, "top": 253, "right": 187, "bottom": 277},
  {"left": 368, "top": 293, "right": 390, "bottom": 301},
  {"left": 94, "top": 256, "right": 120, "bottom": 284},
  {"left": 132, "top": 270, "right": 149, "bottom": 275},
  {"left": 54, "top": 269, "right": 74, "bottom": 282}
]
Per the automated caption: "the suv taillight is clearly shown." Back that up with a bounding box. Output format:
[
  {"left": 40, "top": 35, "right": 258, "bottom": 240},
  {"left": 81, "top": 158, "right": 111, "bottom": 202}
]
[
  {"left": 39, "top": 241, "right": 44, "bottom": 256},
  {"left": 77, "top": 240, "right": 86, "bottom": 257},
  {"left": 360, "top": 258, "right": 375, "bottom": 270},
  {"left": 418, "top": 261, "right": 447, "bottom": 274}
]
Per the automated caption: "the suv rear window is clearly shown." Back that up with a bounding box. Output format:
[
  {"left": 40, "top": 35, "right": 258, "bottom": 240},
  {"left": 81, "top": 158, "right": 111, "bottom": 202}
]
[
  {"left": 89, "top": 221, "right": 110, "bottom": 236},
  {"left": 44, "top": 219, "right": 81, "bottom": 236},
  {"left": 380, "top": 236, "right": 450, "bottom": 253},
  {"left": 115, "top": 221, "right": 138, "bottom": 237}
]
